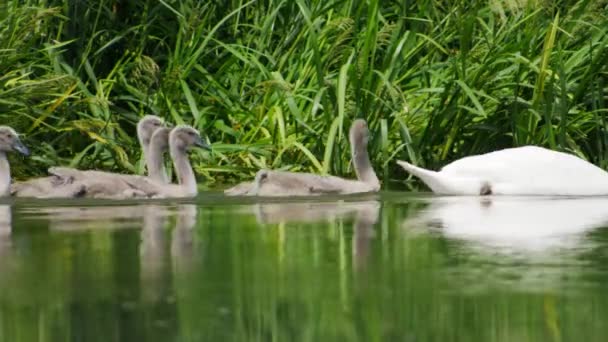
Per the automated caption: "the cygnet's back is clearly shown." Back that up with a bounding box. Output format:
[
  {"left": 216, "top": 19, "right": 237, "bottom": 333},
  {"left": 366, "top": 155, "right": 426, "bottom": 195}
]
[
  {"left": 244, "top": 119, "right": 380, "bottom": 197},
  {"left": 11, "top": 115, "right": 167, "bottom": 198}
]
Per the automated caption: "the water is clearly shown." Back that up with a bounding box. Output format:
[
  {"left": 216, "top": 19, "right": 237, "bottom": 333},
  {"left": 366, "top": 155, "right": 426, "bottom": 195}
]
[{"left": 2, "top": 193, "right": 608, "bottom": 341}]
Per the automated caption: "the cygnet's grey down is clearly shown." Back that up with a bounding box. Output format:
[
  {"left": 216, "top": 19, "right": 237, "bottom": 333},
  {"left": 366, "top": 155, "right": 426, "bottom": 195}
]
[
  {"left": 150, "top": 125, "right": 210, "bottom": 198},
  {"left": 11, "top": 115, "right": 167, "bottom": 198},
  {"left": 49, "top": 125, "right": 210, "bottom": 199},
  {"left": 0, "top": 126, "right": 30, "bottom": 197},
  {"left": 225, "top": 119, "right": 380, "bottom": 196},
  {"left": 138, "top": 116, "right": 171, "bottom": 183}
]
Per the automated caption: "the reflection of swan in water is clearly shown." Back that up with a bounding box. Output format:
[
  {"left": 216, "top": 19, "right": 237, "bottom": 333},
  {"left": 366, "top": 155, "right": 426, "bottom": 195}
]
[
  {"left": 0, "top": 204, "right": 10, "bottom": 238},
  {"left": 171, "top": 205, "right": 198, "bottom": 274},
  {"left": 253, "top": 200, "right": 379, "bottom": 225},
  {"left": 403, "top": 196, "right": 608, "bottom": 253},
  {"left": 27, "top": 202, "right": 198, "bottom": 300},
  {"left": 141, "top": 205, "right": 170, "bottom": 266},
  {"left": 0, "top": 205, "right": 12, "bottom": 270},
  {"left": 33, "top": 205, "right": 153, "bottom": 231},
  {"left": 27, "top": 203, "right": 197, "bottom": 273},
  {"left": 253, "top": 200, "right": 380, "bottom": 270},
  {"left": 140, "top": 205, "right": 171, "bottom": 301},
  {"left": 28, "top": 203, "right": 171, "bottom": 301},
  {"left": 352, "top": 202, "right": 380, "bottom": 271}
]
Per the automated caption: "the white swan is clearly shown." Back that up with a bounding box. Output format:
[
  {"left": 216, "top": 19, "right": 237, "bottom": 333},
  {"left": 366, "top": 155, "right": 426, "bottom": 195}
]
[
  {"left": 0, "top": 126, "right": 29, "bottom": 197},
  {"left": 397, "top": 145, "right": 608, "bottom": 196},
  {"left": 226, "top": 119, "right": 380, "bottom": 196}
]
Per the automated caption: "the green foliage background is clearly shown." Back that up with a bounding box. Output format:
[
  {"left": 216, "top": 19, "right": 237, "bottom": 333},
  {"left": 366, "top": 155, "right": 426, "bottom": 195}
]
[{"left": 1, "top": 0, "right": 607, "bottom": 187}]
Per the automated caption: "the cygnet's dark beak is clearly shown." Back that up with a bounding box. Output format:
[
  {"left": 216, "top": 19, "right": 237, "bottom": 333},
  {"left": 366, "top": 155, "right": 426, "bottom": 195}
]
[
  {"left": 13, "top": 139, "right": 30, "bottom": 156},
  {"left": 194, "top": 136, "right": 212, "bottom": 151}
]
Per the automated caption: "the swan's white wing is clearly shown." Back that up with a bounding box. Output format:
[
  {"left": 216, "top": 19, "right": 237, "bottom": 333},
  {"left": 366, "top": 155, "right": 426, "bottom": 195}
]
[{"left": 440, "top": 146, "right": 608, "bottom": 195}]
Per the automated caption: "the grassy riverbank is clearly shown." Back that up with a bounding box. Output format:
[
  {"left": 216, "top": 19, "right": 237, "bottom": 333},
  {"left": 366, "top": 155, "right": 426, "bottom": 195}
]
[{"left": 1, "top": 0, "right": 607, "bottom": 186}]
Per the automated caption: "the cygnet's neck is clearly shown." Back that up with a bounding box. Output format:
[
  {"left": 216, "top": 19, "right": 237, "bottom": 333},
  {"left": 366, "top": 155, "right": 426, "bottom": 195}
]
[
  {"left": 0, "top": 152, "right": 11, "bottom": 196},
  {"left": 147, "top": 139, "right": 169, "bottom": 183},
  {"left": 170, "top": 144, "right": 197, "bottom": 196},
  {"left": 351, "top": 141, "right": 379, "bottom": 188},
  {"left": 139, "top": 135, "right": 152, "bottom": 174}
]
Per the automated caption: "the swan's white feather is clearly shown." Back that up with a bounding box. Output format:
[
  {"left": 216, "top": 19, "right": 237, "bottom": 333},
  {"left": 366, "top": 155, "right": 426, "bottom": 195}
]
[{"left": 399, "top": 146, "right": 608, "bottom": 195}]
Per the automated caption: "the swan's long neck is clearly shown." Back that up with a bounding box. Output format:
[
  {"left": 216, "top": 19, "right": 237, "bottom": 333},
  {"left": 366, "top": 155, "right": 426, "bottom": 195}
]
[
  {"left": 0, "top": 152, "right": 11, "bottom": 196},
  {"left": 170, "top": 146, "right": 197, "bottom": 196},
  {"left": 147, "top": 142, "right": 168, "bottom": 183},
  {"left": 352, "top": 144, "right": 379, "bottom": 187}
]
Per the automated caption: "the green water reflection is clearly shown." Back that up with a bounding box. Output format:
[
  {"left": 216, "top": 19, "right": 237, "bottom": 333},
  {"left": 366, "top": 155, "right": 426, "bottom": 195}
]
[{"left": 1, "top": 194, "right": 608, "bottom": 341}]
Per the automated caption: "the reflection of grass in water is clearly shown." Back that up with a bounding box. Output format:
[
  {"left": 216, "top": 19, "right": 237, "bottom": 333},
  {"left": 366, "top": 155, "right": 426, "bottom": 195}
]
[
  {"left": 1, "top": 1, "right": 608, "bottom": 188},
  {"left": 2, "top": 199, "right": 608, "bottom": 341}
]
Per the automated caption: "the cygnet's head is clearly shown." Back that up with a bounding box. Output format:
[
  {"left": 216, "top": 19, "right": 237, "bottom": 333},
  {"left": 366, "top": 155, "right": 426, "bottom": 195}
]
[
  {"left": 169, "top": 125, "right": 211, "bottom": 152},
  {"left": 349, "top": 119, "right": 370, "bottom": 149},
  {"left": 150, "top": 126, "right": 172, "bottom": 151},
  {"left": 137, "top": 115, "right": 164, "bottom": 146},
  {"left": 0, "top": 126, "right": 29, "bottom": 156}
]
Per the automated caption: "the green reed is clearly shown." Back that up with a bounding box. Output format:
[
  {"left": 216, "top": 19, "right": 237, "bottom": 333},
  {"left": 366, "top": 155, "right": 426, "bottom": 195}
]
[{"left": 0, "top": 0, "right": 607, "bottom": 186}]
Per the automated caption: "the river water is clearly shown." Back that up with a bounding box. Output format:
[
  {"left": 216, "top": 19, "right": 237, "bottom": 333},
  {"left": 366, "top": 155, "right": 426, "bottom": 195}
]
[{"left": 1, "top": 193, "right": 607, "bottom": 341}]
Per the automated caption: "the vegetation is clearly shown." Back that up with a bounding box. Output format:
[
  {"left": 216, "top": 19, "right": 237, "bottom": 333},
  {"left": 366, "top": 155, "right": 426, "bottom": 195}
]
[{"left": 1, "top": 0, "right": 607, "bottom": 187}]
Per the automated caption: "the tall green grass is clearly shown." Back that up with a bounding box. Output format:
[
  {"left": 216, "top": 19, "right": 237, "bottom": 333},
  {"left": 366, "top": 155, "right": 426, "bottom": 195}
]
[{"left": 1, "top": 0, "right": 607, "bottom": 187}]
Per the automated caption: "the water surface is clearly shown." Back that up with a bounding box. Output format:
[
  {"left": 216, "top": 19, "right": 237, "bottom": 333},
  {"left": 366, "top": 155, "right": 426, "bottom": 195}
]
[{"left": 2, "top": 193, "right": 608, "bottom": 341}]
